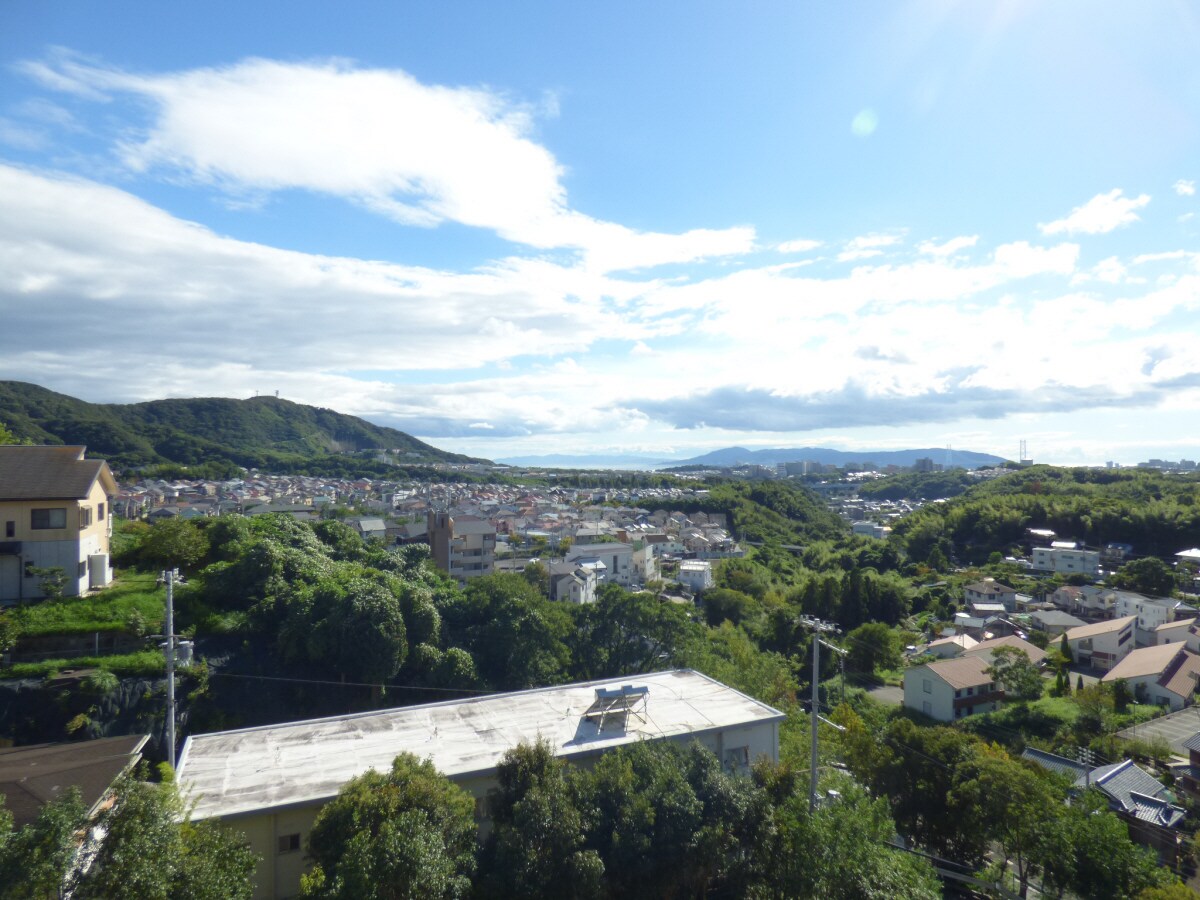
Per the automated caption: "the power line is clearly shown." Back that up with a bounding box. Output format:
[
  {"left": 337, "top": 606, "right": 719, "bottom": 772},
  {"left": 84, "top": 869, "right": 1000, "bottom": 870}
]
[{"left": 207, "top": 671, "right": 499, "bottom": 695}]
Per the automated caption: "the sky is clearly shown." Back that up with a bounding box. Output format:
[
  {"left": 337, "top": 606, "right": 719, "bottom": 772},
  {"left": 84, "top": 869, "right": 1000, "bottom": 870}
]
[{"left": 2, "top": 2, "right": 1199, "bottom": 466}]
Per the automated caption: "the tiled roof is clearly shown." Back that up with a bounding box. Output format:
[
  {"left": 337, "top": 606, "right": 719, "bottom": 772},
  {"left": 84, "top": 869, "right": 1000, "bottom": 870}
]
[
  {"left": 918, "top": 655, "right": 993, "bottom": 690},
  {"left": 1066, "top": 615, "right": 1137, "bottom": 642},
  {"left": 1157, "top": 617, "right": 1197, "bottom": 632},
  {"left": 0, "top": 734, "right": 149, "bottom": 828},
  {"left": 1022, "top": 747, "right": 1089, "bottom": 780},
  {"left": 1101, "top": 642, "right": 1186, "bottom": 683},
  {"left": 1182, "top": 731, "right": 1200, "bottom": 753},
  {"left": 0, "top": 445, "right": 115, "bottom": 501},
  {"left": 964, "top": 635, "right": 1047, "bottom": 666},
  {"left": 1081, "top": 759, "right": 1170, "bottom": 814},
  {"left": 1159, "top": 650, "right": 1200, "bottom": 700},
  {"left": 1128, "top": 791, "right": 1187, "bottom": 828}
]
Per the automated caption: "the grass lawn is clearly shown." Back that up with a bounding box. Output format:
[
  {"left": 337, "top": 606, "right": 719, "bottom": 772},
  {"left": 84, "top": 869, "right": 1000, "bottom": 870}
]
[
  {"left": 4, "top": 648, "right": 166, "bottom": 679},
  {"left": 13, "top": 573, "right": 165, "bottom": 636}
]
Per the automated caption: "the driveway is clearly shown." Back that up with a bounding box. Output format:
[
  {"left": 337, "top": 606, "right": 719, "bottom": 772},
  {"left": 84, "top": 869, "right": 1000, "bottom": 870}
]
[
  {"left": 867, "top": 685, "right": 904, "bottom": 705},
  {"left": 1116, "top": 705, "right": 1200, "bottom": 756}
]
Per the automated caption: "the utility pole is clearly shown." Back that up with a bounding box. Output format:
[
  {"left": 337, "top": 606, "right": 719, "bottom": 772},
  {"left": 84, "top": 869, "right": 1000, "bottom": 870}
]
[
  {"left": 163, "top": 568, "right": 177, "bottom": 770},
  {"left": 1077, "top": 746, "right": 1096, "bottom": 788},
  {"left": 799, "top": 616, "right": 845, "bottom": 814}
]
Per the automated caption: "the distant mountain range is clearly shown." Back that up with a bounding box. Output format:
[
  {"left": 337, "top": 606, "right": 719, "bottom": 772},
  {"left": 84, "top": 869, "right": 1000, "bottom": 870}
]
[
  {"left": 499, "top": 446, "right": 1006, "bottom": 470},
  {"left": 0, "top": 381, "right": 480, "bottom": 473}
]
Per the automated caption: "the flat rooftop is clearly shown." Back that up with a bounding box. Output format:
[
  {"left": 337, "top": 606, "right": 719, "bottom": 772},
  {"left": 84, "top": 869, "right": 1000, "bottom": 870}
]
[{"left": 176, "top": 669, "right": 784, "bottom": 821}]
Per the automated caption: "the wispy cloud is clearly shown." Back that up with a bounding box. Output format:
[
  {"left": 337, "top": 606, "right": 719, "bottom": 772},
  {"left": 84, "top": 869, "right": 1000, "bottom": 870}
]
[
  {"left": 918, "top": 235, "right": 978, "bottom": 257},
  {"left": 1039, "top": 189, "right": 1151, "bottom": 236},
  {"left": 20, "top": 52, "right": 754, "bottom": 274},
  {"left": 1175, "top": 179, "right": 1196, "bottom": 197},
  {"left": 777, "top": 238, "right": 823, "bottom": 254}
]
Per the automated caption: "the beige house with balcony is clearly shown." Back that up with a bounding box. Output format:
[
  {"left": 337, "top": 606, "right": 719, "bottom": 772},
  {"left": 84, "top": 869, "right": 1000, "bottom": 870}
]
[
  {"left": 1065, "top": 615, "right": 1137, "bottom": 671},
  {"left": 0, "top": 446, "right": 117, "bottom": 604},
  {"left": 903, "top": 655, "right": 1002, "bottom": 722}
]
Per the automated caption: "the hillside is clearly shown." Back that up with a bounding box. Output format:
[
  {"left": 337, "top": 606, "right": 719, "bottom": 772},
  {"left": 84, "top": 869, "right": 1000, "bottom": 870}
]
[{"left": 0, "top": 381, "right": 482, "bottom": 473}]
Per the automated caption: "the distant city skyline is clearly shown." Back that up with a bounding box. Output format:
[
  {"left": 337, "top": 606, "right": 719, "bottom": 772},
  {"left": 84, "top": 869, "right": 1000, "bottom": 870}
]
[{"left": 2, "top": 2, "right": 1198, "bottom": 466}]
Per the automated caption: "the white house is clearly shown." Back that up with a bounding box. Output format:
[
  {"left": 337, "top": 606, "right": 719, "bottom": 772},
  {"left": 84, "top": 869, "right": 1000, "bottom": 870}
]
[
  {"left": 1064, "top": 615, "right": 1137, "bottom": 671},
  {"left": 567, "top": 542, "right": 634, "bottom": 586},
  {"left": 176, "top": 670, "right": 786, "bottom": 899},
  {"left": 548, "top": 562, "right": 598, "bottom": 605},
  {"left": 1157, "top": 618, "right": 1200, "bottom": 653},
  {"left": 1114, "top": 592, "right": 1179, "bottom": 646},
  {"left": 677, "top": 559, "right": 714, "bottom": 593},
  {"left": 903, "top": 656, "right": 1001, "bottom": 723},
  {"left": 1101, "top": 642, "right": 1200, "bottom": 710}
]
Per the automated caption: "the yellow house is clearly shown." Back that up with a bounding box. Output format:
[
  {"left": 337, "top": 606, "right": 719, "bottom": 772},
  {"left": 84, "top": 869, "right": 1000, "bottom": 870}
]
[{"left": 0, "top": 446, "right": 118, "bottom": 604}]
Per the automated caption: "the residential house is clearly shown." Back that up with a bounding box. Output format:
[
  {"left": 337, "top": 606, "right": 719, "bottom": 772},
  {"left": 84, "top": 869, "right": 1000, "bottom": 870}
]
[
  {"left": 348, "top": 517, "right": 388, "bottom": 541},
  {"left": 548, "top": 562, "right": 598, "bottom": 605},
  {"left": 964, "top": 579, "right": 1018, "bottom": 612},
  {"left": 1024, "top": 750, "right": 1186, "bottom": 863},
  {"left": 962, "top": 635, "right": 1047, "bottom": 668},
  {"left": 676, "top": 559, "right": 714, "bottom": 593},
  {"left": 0, "top": 734, "right": 149, "bottom": 828},
  {"left": 176, "top": 670, "right": 785, "bottom": 899},
  {"left": 1157, "top": 618, "right": 1200, "bottom": 653},
  {"left": 925, "top": 634, "right": 979, "bottom": 659},
  {"left": 427, "top": 513, "right": 496, "bottom": 584},
  {"left": 1100, "top": 642, "right": 1200, "bottom": 710},
  {"left": 1064, "top": 615, "right": 1136, "bottom": 671},
  {"left": 1176, "top": 731, "right": 1200, "bottom": 801},
  {"left": 902, "top": 656, "right": 1002, "bottom": 722},
  {"left": 0, "top": 446, "right": 118, "bottom": 603},
  {"left": 1027, "top": 608, "right": 1087, "bottom": 635},
  {"left": 567, "top": 543, "right": 634, "bottom": 587},
  {"left": 1114, "top": 591, "right": 1180, "bottom": 646}
]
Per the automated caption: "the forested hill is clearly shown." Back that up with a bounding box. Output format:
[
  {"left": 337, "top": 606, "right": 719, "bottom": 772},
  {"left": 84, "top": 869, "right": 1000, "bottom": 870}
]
[
  {"left": 892, "top": 464, "right": 1200, "bottom": 563},
  {"left": 0, "top": 381, "right": 482, "bottom": 474}
]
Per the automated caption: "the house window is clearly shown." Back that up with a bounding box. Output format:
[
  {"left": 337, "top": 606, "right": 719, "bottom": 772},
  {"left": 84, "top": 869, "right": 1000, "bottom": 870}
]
[
  {"left": 723, "top": 746, "right": 750, "bottom": 771},
  {"left": 4, "top": 521, "right": 12, "bottom": 538},
  {"left": 78, "top": 561, "right": 87, "bottom": 578},
  {"left": 1118, "top": 629, "right": 1132, "bottom": 646},
  {"left": 277, "top": 833, "right": 301, "bottom": 854},
  {"left": 922, "top": 700, "right": 932, "bottom": 715},
  {"left": 31, "top": 508, "right": 67, "bottom": 530},
  {"left": 923, "top": 679, "right": 932, "bottom": 694},
  {"left": 967, "top": 706, "right": 975, "bottom": 716},
  {"left": 98, "top": 502, "right": 106, "bottom": 521},
  {"left": 955, "top": 707, "right": 963, "bottom": 718},
  {"left": 80, "top": 507, "right": 92, "bottom": 529}
]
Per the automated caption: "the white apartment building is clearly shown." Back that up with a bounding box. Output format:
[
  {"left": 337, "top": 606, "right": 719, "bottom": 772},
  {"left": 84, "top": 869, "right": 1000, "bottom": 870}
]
[
  {"left": 1031, "top": 546, "right": 1101, "bottom": 577},
  {"left": 677, "top": 559, "right": 714, "bottom": 593}
]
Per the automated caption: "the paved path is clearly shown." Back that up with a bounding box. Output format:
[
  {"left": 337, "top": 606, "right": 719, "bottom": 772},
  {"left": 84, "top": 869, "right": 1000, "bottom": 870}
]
[
  {"left": 867, "top": 685, "right": 904, "bottom": 705},
  {"left": 1116, "top": 705, "right": 1200, "bottom": 755}
]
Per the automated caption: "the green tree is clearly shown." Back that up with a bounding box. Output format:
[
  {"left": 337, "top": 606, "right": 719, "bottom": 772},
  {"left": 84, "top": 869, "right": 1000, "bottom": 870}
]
[
  {"left": 139, "top": 518, "right": 211, "bottom": 573},
  {"left": 845, "top": 622, "right": 902, "bottom": 675},
  {"left": 302, "top": 754, "right": 475, "bottom": 900},
  {"left": 72, "top": 774, "right": 255, "bottom": 900},
  {"left": 1111, "top": 557, "right": 1177, "bottom": 597},
  {"left": 27, "top": 566, "right": 66, "bottom": 601},
  {"left": 985, "top": 646, "right": 1044, "bottom": 703},
  {"left": 0, "top": 788, "right": 86, "bottom": 898}
]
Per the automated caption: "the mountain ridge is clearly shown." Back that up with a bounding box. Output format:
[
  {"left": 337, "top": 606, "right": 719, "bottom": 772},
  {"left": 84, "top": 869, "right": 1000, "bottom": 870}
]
[{"left": 0, "top": 381, "right": 482, "bottom": 473}]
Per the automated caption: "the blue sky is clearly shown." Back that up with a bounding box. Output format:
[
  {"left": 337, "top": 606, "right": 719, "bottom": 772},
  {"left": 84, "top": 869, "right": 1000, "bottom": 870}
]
[{"left": 2, "top": 1, "right": 1198, "bottom": 464}]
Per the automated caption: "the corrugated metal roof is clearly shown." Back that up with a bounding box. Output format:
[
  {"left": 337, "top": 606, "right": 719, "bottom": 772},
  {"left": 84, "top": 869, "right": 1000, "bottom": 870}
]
[{"left": 176, "top": 669, "right": 785, "bottom": 821}]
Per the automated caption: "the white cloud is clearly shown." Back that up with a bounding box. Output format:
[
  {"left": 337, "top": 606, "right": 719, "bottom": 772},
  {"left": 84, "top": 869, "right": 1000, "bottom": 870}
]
[
  {"left": 777, "top": 238, "right": 823, "bottom": 254},
  {"left": 918, "top": 235, "right": 978, "bottom": 257},
  {"left": 21, "top": 53, "right": 752, "bottom": 274},
  {"left": 1039, "top": 189, "right": 1151, "bottom": 236},
  {"left": 1175, "top": 179, "right": 1196, "bottom": 197},
  {"left": 838, "top": 232, "right": 903, "bottom": 262}
]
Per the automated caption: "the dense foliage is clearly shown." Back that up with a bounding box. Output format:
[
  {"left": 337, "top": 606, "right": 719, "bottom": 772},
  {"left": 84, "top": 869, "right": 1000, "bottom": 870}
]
[
  {"left": 893, "top": 465, "right": 1200, "bottom": 563},
  {"left": 0, "top": 380, "right": 479, "bottom": 472}
]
